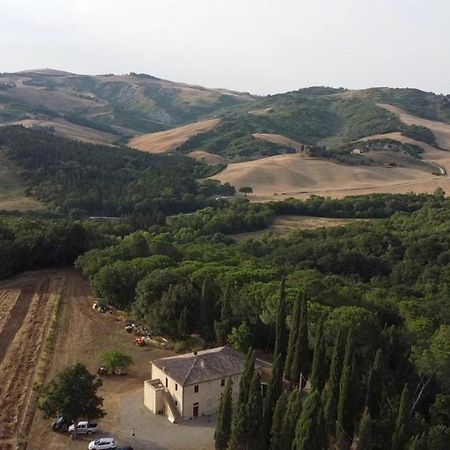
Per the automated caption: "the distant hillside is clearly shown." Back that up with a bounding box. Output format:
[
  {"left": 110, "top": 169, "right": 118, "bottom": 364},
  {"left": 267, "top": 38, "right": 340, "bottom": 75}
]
[{"left": 0, "top": 69, "right": 254, "bottom": 140}]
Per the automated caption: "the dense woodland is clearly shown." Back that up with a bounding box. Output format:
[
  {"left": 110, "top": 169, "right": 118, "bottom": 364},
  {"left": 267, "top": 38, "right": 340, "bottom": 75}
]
[{"left": 0, "top": 126, "right": 234, "bottom": 223}]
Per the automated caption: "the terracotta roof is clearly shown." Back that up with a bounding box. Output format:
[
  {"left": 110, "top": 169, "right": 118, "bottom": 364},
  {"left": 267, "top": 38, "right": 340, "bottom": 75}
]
[{"left": 152, "top": 346, "right": 251, "bottom": 386}]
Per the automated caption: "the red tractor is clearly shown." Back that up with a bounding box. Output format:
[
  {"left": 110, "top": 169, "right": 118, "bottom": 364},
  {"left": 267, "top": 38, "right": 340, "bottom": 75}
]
[{"left": 135, "top": 337, "right": 146, "bottom": 347}]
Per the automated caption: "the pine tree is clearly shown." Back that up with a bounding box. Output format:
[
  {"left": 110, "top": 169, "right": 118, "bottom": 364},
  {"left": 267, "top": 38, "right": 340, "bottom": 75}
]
[
  {"left": 357, "top": 407, "right": 372, "bottom": 450},
  {"left": 310, "top": 317, "right": 326, "bottom": 392},
  {"left": 292, "top": 390, "right": 327, "bottom": 450},
  {"left": 246, "top": 371, "right": 263, "bottom": 450},
  {"left": 391, "top": 383, "right": 409, "bottom": 450},
  {"left": 273, "top": 276, "right": 288, "bottom": 369},
  {"left": 269, "top": 390, "right": 288, "bottom": 450},
  {"left": 365, "top": 349, "right": 383, "bottom": 419},
  {"left": 262, "top": 353, "right": 283, "bottom": 449},
  {"left": 214, "top": 378, "right": 233, "bottom": 450},
  {"left": 324, "top": 328, "right": 345, "bottom": 436},
  {"left": 228, "top": 350, "right": 255, "bottom": 450},
  {"left": 289, "top": 293, "right": 309, "bottom": 388},
  {"left": 284, "top": 295, "right": 301, "bottom": 379},
  {"left": 336, "top": 330, "right": 356, "bottom": 450},
  {"left": 280, "top": 388, "right": 303, "bottom": 450}
]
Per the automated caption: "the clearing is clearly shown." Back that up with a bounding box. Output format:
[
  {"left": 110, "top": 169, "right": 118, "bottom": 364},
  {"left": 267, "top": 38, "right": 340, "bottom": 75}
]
[
  {"left": 129, "top": 118, "right": 221, "bottom": 153},
  {"left": 231, "top": 215, "right": 361, "bottom": 241},
  {"left": 0, "top": 154, "right": 42, "bottom": 211},
  {"left": 24, "top": 269, "right": 209, "bottom": 450}
]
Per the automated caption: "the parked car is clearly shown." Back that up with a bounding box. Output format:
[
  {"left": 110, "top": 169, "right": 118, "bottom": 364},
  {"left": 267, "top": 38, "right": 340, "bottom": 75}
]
[
  {"left": 69, "top": 421, "right": 98, "bottom": 435},
  {"left": 51, "top": 415, "right": 69, "bottom": 431},
  {"left": 88, "top": 438, "right": 116, "bottom": 450}
]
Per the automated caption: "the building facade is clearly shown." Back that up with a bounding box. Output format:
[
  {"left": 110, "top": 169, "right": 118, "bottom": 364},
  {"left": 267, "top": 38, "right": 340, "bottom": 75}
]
[{"left": 144, "top": 346, "right": 254, "bottom": 422}]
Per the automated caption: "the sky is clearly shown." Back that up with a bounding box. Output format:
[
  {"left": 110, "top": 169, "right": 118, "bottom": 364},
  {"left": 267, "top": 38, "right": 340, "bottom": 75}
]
[{"left": 1, "top": 0, "right": 449, "bottom": 95}]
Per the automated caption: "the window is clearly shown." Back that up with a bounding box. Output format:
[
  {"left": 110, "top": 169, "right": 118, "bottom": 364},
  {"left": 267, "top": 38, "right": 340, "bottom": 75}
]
[
  {"left": 175, "top": 400, "right": 178, "bottom": 406},
  {"left": 194, "top": 385, "right": 199, "bottom": 393},
  {"left": 165, "top": 378, "right": 168, "bottom": 388},
  {"left": 175, "top": 383, "right": 178, "bottom": 391},
  {"left": 221, "top": 379, "right": 225, "bottom": 387}
]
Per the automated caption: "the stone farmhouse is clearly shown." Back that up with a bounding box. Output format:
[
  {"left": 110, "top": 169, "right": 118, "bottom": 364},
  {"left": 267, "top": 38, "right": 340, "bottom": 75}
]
[{"left": 144, "top": 345, "right": 267, "bottom": 423}]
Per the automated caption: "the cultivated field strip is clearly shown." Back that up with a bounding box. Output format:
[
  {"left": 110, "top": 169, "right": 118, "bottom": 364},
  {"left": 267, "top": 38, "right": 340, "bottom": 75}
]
[
  {"left": 0, "top": 276, "right": 63, "bottom": 447},
  {"left": 0, "top": 289, "right": 21, "bottom": 336}
]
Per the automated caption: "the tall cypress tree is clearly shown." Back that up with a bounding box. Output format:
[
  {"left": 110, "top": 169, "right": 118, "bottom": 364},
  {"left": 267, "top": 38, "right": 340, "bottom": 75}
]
[
  {"left": 357, "top": 407, "right": 372, "bottom": 450},
  {"left": 269, "top": 390, "right": 288, "bottom": 450},
  {"left": 336, "top": 330, "right": 356, "bottom": 450},
  {"left": 200, "top": 277, "right": 214, "bottom": 340},
  {"left": 290, "top": 293, "right": 309, "bottom": 388},
  {"left": 365, "top": 349, "right": 383, "bottom": 419},
  {"left": 262, "top": 353, "right": 283, "bottom": 449},
  {"left": 214, "top": 378, "right": 233, "bottom": 450},
  {"left": 391, "top": 383, "right": 409, "bottom": 450},
  {"left": 292, "top": 390, "right": 327, "bottom": 450},
  {"left": 246, "top": 371, "right": 263, "bottom": 450},
  {"left": 214, "top": 283, "right": 234, "bottom": 344},
  {"left": 273, "top": 276, "right": 288, "bottom": 369},
  {"left": 324, "top": 328, "right": 345, "bottom": 436},
  {"left": 284, "top": 295, "right": 301, "bottom": 380},
  {"left": 229, "top": 350, "right": 255, "bottom": 450},
  {"left": 280, "top": 388, "right": 303, "bottom": 450},
  {"left": 310, "top": 317, "right": 326, "bottom": 392}
]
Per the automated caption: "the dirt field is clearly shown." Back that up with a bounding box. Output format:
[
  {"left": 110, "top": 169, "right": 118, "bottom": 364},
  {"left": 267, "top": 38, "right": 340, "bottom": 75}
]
[
  {"left": 210, "top": 152, "right": 450, "bottom": 201},
  {"left": 0, "top": 154, "right": 42, "bottom": 211},
  {"left": 2, "top": 118, "right": 117, "bottom": 145},
  {"left": 25, "top": 269, "right": 176, "bottom": 450},
  {"left": 188, "top": 150, "right": 227, "bottom": 165},
  {"left": 231, "top": 215, "right": 361, "bottom": 241},
  {"left": 377, "top": 103, "right": 450, "bottom": 150},
  {"left": 129, "top": 118, "right": 221, "bottom": 153},
  {"left": 0, "top": 270, "right": 65, "bottom": 450},
  {"left": 252, "top": 133, "right": 304, "bottom": 152}
]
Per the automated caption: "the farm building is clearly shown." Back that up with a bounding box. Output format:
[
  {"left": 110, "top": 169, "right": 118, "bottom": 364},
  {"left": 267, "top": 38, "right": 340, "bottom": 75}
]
[{"left": 144, "top": 345, "right": 267, "bottom": 423}]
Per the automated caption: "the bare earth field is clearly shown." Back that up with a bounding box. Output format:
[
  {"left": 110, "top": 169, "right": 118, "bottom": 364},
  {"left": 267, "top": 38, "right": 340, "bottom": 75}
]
[
  {"left": 129, "top": 118, "right": 221, "bottom": 153},
  {"left": 377, "top": 103, "right": 450, "bottom": 150},
  {"left": 252, "top": 133, "right": 304, "bottom": 152},
  {"left": 188, "top": 150, "right": 227, "bottom": 165},
  {"left": 232, "top": 215, "right": 361, "bottom": 241},
  {"left": 2, "top": 118, "right": 117, "bottom": 145},
  {"left": 0, "top": 154, "right": 42, "bottom": 211}
]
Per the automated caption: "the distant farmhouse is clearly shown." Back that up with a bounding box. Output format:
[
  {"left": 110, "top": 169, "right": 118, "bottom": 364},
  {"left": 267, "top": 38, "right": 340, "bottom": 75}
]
[{"left": 144, "top": 346, "right": 268, "bottom": 423}]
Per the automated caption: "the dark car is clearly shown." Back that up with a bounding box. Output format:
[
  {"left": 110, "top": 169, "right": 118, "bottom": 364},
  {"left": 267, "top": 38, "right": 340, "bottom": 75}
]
[{"left": 52, "top": 415, "right": 69, "bottom": 431}]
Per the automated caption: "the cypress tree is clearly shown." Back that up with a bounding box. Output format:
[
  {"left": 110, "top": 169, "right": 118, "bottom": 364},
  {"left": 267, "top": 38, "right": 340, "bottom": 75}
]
[
  {"left": 284, "top": 295, "right": 301, "bottom": 379},
  {"left": 310, "top": 317, "right": 326, "bottom": 392},
  {"left": 336, "top": 330, "right": 356, "bottom": 450},
  {"left": 357, "top": 407, "right": 372, "bottom": 450},
  {"left": 292, "top": 390, "right": 327, "bottom": 450},
  {"left": 262, "top": 353, "right": 283, "bottom": 449},
  {"left": 215, "top": 283, "right": 233, "bottom": 344},
  {"left": 269, "top": 390, "right": 288, "bottom": 450},
  {"left": 365, "top": 349, "right": 383, "bottom": 419},
  {"left": 200, "top": 277, "right": 214, "bottom": 340},
  {"left": 229, "top": 350, "right": 255, "bottom": 450},
  {"left": 273, "top": 276, "right": 288, "bottom": 369},
  {"left": 290, "top": 293, "right": 309, "bottom": 388},
  {"left": 280, "top": 388, "right": 303, "bottom": 450},
  {"left": 391, "top": 383, "right": 409, "bottom": 450},
  {"left": 177, "top": 307, "right": 188, "bottom": 338},
  {"left": 246, "top": 371, "right": 263, "bottom": 450},
  {"left": 324, "top": 328, "right": 345, "bottom": 436},
  {"left": 214, "top": 378, "right": 233, "bottom": 450},
  {"left": 405, "top": 433, "right": 426, "bottom": 450}
]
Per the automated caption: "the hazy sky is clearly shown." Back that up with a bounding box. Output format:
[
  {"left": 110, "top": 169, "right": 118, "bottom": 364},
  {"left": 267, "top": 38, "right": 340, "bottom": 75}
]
[{"left": 1, "top": 0, "right": 449, "bottom": 95}]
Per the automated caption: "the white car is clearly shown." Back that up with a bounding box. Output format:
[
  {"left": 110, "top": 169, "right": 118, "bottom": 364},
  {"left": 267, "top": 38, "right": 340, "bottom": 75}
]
[{"left": 88, "top": 438, "right": 117, "bottom": 450}]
